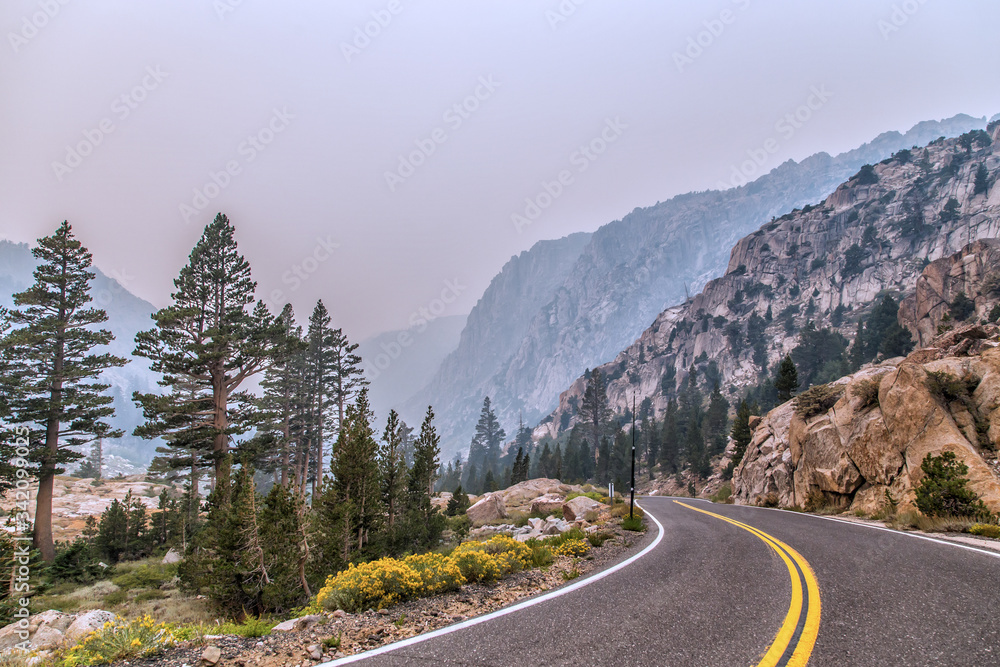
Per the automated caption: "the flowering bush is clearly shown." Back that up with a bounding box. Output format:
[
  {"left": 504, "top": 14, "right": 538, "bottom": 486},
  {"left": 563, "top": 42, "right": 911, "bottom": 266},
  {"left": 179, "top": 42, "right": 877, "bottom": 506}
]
[
  {"left": 61, "top": 615, "right": 175, "bottom": 666},
  {"left": 316, "top": 558, "right": 422, "bottom": 613},
  {"left": 482, "top": 534, "right": 532, "bottom": 574},
  {"left": 449, "top": 543, "right": 503, "bottom": 583},
  {"left": 553, "top": 539, "right": 590, "bottom": 558},
  {"left": 403, "top": 553, "right": 465, "bottom": 594}
]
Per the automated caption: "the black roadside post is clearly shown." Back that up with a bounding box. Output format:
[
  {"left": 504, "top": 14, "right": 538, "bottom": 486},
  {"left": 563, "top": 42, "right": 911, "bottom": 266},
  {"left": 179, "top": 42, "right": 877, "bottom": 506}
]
[{"left": 629, "top": 395, "right": 636, "bottom": 520}]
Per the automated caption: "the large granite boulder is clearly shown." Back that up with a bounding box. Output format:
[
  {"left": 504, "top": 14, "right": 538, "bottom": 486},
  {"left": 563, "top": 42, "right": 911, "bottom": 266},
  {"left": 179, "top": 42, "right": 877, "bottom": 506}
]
[
  {"left": 64, "top": 610, "right": 117, "bottom": 644},
  {"left": 529, "top": 493, "right": 565, "bottom": 516},
  {"left": 466, "top": 492, "right": 507, "bottom": 524},
  {"left": 562, "top": 496, "right": 606, "bottom": 522}
]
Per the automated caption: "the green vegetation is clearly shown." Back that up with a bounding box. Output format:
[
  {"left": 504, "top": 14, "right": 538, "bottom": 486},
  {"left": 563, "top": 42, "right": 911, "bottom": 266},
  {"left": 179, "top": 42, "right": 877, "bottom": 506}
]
[
  {"left": 710, "top": 484, "right": 733, "bottom": 504},
  {"left": 949, "top": 292, "right": 975, "bottom": 321},
  {"left": 854, "top": 164, "right": 879, "bottom": 185},
  {"left": 60, "top": 615, "right": 176, "bottom": 666},
  {"left": 794, "top": 384, "right": 844, "bottom": 420},
  {"left": 969, "top": 523, "right": 1000, "bottom": 539},
  {"left": 914, "top": 452, "right": 992, "bottom": 520},
  {"left": 621, "top": 516, "right": 646, "bottom": 532},
  {"left": 774, "top": 355, "right": 799, "bottom": 402},
  {"left": 851, "top": 377, "right": 882, "bottom": 410}
]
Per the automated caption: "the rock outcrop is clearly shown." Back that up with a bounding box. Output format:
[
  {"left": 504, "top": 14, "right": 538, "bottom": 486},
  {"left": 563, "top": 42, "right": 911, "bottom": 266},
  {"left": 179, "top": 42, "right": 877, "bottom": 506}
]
[
  {"left": 0, "top": 609, "right": 116, "bottom": 661},
  {"left": 733, "top": 326, "right": 1000, "bottom": 514},
  {"left": 899, "top": 239, "right": 1000, "bottom": 346}
]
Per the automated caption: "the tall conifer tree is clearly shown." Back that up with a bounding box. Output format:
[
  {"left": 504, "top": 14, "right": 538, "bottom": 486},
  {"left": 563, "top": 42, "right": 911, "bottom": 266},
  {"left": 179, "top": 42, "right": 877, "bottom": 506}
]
[{"left": 5, "top": 222, "right": 127, "bottom": 561}]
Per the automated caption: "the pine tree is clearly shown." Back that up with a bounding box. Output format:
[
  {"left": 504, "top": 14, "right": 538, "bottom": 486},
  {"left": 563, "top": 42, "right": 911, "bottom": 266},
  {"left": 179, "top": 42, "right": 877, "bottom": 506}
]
[
  {"left": 0, "top": 308, "right": 25, "bottom": 496},
  {"left": 597, "top": 436, "right": 611, "bottom": 484},
  {"left": 704, "top": 384, "right": 729, "bottom": 455},
  {"left": 849, "top": 321, "right": 866, "bottom": 371},
  {"left": 328, "top": 325, "right": 368, "bottom": 446},
  {"left": 378, "top": 409, "right": 408, "bottom": 532},
  {"left": 774, "top": 355, "right": 799, "bottom": 402},
  {"left": 302, "top": 301, "right": 341, "bottom": 498},
  {"left": 258, "top": 482, "right": 311, "bottom": 610},
  {"left": 134, "top": 214, "right": 276, "bottom": 506},
  {"left": 974, "top": 163, "right": 990, "bottom": 195},
  {"left": 4, "top": 222, "right": 127, "bottom": 561},
  {"left": 327, "top": 388, "right": 382, "bottom": 560},
  {"left": 470, "top": 397, "right": 505, "bottom": 476},
  {"left": 510, "top": 448, "right": 525, "bottom": 486},
  {"left": 402, "top": 407, "right": 444, "bottom": 552},
  {"left": 660, "top": 400, "right": 679, "bottom": 474},
  {"left": 645, "top": 416, "right": 660, "bottom": 480},
  {"left": 446, "top": 485, "right": 470, "bottom": 516},
  {"left": 728, "top": 400, "right": 755, "bottom": 475},
  {"left": 580, "top": 369, "right": 611, "bottom": 459}
]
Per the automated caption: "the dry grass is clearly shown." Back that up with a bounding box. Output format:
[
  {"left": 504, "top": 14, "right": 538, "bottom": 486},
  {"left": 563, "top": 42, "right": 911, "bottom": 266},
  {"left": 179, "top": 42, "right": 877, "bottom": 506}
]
[{"left": 888, "top": 511, "right": 978, "bottom": 533}]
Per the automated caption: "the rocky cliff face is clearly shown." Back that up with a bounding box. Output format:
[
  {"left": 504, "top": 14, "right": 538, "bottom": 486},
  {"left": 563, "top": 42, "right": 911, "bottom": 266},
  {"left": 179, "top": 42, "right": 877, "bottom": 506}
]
[
  {"left": 899, "top": 239, "right": 1000, "bottom": 346},
  {"left": 732, "top": 324, "right": 1000, "bottom": 515},
  {"left": 411, "top": 115, "right": 990, "bottom": 455},
  {"left": 539, "top": 121, "right": 1000, "bottom": 439}
]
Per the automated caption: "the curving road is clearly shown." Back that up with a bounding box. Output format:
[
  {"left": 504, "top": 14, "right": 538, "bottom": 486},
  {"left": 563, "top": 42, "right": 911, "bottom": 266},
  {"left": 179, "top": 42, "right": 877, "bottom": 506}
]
[{"left": 322, "top": 496, "right": 1000, "bottom": 667}]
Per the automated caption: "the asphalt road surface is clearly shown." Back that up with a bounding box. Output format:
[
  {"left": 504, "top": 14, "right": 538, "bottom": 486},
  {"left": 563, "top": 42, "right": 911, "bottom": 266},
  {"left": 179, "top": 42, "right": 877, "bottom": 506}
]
[{"left": 322, "top": 496, "right": 1000, "bottom": 666}]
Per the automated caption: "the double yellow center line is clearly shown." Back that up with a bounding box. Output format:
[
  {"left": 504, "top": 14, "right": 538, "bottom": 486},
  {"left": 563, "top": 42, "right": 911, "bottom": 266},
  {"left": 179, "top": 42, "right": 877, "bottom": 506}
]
[{"left": 674, "top": 501, "right": 821, "bottom": 667}]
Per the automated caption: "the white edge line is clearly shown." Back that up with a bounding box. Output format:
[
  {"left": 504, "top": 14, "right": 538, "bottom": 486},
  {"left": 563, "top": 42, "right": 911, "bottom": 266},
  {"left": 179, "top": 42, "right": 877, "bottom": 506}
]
[
  {"left": 317, "top": 502, "right": 665, "bottom": 666},
  {"left": 680, "top": 497, "right": 1000, "bottom": 561}
]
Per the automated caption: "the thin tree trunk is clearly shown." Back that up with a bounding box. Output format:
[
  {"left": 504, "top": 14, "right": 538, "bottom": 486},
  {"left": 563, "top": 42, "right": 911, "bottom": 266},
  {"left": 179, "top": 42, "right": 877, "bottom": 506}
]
[{"left": 212, "top": 370, "right": 230, "bottom": 501}]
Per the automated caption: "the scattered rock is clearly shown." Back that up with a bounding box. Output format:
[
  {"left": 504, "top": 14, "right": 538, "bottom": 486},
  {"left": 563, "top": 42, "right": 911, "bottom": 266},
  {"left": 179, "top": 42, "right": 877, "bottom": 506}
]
[
  {"left": 307, "top": 643, "right": 323, "bottom": 660},
  {"left": 271, "top": 615, "right": 323, "bottom": 633},
  {"left": 162, "top": 547, "right": 183, "bottom": 564},
  {"left": 201, "top": 645, "right": 222, "bottom": 665}
]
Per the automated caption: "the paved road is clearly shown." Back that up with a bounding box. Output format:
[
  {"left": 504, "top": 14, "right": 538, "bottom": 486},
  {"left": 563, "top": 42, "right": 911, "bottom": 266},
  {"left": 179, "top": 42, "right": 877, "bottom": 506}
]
[{"left": 324, "top": 497, "right": 1000, "bottom": 666}]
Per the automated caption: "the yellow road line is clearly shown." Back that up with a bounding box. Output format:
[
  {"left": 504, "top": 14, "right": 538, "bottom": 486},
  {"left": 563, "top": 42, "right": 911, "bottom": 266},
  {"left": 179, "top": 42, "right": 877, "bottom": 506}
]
[{"left": 673, "top": 501, "right": 821, "bottom": 666}]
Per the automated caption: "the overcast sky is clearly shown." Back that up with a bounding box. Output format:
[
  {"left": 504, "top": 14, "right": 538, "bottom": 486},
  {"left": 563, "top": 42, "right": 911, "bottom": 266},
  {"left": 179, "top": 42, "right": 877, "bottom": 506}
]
[{"left": 2, "top": 1, "right": 999, "bottom": 340}]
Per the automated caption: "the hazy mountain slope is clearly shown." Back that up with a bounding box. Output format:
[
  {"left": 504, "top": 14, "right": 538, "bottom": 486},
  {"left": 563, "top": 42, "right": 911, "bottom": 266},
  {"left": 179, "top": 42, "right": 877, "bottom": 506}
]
[
  {"left": 358, "top": 313, "right": 466, "bottom": 425},
  {"left": 401, "top": 232, "right": 593, "bottom": 436},
  {"left": 413, "top": 114, "right": 989, "bottom": 457},
  {"left": 539, "top": 122, "right": 1000, "bottom": 436},
  {"left": 0, "top": 240, "right": 161, "bottom": 470}
]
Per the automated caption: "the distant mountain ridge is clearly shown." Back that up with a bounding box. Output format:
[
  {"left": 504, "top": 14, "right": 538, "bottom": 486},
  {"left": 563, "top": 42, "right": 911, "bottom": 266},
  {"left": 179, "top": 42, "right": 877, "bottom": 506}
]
[
  {"left": 406, "top": 113, "right": 991, "bottom": 458},
  {"left": 0, "top": 240, "right": 161, "bottom": 470},
  {"left": 539, "top": 121, "right": 1000, "bottom": 435}
]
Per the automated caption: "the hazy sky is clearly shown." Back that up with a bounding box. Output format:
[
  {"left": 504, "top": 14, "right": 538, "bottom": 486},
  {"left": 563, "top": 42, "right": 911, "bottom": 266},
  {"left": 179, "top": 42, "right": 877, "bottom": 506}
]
[{"left": 2, "top": 1, "right": 999, "bottom": 340}]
